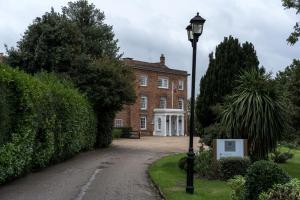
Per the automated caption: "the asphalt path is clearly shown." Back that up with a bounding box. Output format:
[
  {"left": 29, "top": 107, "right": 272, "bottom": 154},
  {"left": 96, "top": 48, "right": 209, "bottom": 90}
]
[{"left": 0, "top": 137, "right": 199, "bottom": 200}]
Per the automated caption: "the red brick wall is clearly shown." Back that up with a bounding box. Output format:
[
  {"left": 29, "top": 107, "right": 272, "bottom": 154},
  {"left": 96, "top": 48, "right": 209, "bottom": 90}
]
[{"left": 115, "top": 63, "right": 188, "bottom": 136}]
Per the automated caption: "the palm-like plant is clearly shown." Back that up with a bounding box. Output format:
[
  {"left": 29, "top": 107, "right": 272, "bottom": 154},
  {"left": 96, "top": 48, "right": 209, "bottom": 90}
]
[{"left": 221, "top": 69, "right": 288, "bottom": 160}]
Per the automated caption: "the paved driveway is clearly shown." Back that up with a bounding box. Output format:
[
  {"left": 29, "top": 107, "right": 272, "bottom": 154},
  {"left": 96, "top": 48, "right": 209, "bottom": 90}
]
[{"left": 0, "top": 136, "right": 199, "bottom": 200}]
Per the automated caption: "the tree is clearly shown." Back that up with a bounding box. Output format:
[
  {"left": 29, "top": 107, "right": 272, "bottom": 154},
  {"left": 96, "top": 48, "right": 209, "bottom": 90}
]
[
  {"left": 73, "top": 58, "right": 136, "bottom": 147},
  {"left": 276, "top": 59, "right": 300, "bottom": 143},
  {"left": 282, "top": 0, "right": 300, "bottom": 45},
  {"left": 196, "top": 36, "right": 260, "bottom": 130},
  {"left": 221, "top": 70, "right": 288, "bottom": 160},
  {"left": 5, "top": 0, "right": 136, "bottom": 147}
]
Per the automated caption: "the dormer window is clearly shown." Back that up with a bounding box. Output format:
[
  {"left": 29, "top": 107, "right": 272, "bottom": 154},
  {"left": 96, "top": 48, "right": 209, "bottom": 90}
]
[
  {"left": 140, "top": 75, "right": 148, "bottom": 86},
  {"left": 158, "top": 77, "right": 169, "bottom": 89}
]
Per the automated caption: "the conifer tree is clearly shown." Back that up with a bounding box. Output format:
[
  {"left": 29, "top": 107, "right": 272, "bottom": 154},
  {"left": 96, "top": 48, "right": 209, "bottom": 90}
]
[{"left": 196, "top": 36, "right": 259, "bottom": 129}]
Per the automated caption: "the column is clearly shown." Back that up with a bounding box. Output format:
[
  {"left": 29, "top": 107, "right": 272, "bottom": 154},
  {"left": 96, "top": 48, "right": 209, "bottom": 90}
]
[
  {"left": 176, "top": 115, "right": 179, "bottom": 136},
  {"left": 168, "top": 115, "right": 172, "bottom": 136},
  {"left": 181, "top": 115, "right": 184, "bottom": 136},
  {"left": 161, "top": 115, "right": 168, "bottom": 136}
]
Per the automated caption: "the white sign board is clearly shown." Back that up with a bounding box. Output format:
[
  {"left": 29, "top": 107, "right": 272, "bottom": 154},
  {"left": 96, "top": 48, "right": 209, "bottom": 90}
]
[{"left": 215, "top": 139, "right": 247, "bottom": 160}]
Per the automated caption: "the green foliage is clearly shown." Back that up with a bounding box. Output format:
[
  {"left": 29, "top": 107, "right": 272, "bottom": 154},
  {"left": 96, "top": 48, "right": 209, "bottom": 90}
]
[
  {"left": 272, "top": 150, "right": 294, "bottom": 163},
  {"left": 118, "top": 127, "right": 133, "bottom": 138},
  {"left": 0, "top": 84, "right": 16, "bottom": 145},
  {"left": 281, "top": 0, "right": 300, "bottom": 45},
  {"left": 219, "top": 157, "right": 251, "bottom": 180},
  {"left": 227, "top": 175, "right": 246, "bottom": 200},
  {"left": 276, "top": 60, "right": 300, "bottom": 145},
  {"left": 221, "top": 69, "right": 288, "bottom": 160},
  {"left": 200, "top": 123, "right": 229, "bottom": 147},
  {"left": 0, "top": 64, "right": 96, "bottom": 183},
  {"left": 112, "top": 128, "right": 122, "bottom": 139},
  {"left": 6, "top": 1, "right": 119, "bottom": 73},
  {"left": 178, "top": 156, "right": 188, "bottom": 171},
  {"left": 194, "top": 148, "right": 213, "bottom": 178},
  {"left": 196, "top": 36, "right": 259, "bottom": 130},
  {"left": 5, "top": 1, "right": 136, "bottom": 148},
  {"left": 244, "top": 160, "right": 290, "bottom": 200},
  {"left": 259, "top": 178, "right": 300, "bottom": 200}
]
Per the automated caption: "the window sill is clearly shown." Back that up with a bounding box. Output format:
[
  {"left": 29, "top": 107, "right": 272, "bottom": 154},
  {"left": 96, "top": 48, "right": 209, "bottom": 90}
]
[{"left": 158, "top": 87, "right": 169, "bottom": 89}]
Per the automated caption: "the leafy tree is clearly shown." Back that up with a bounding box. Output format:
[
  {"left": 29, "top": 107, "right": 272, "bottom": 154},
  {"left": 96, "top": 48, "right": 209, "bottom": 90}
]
[
  {"left": 5, "top": 0, "right": 136, "bottom": 147},
  {"left": 282, "top": 0, "right": 300, "bottom": 45},
  {"left": 73, "top": 58, "right": 136, "bottom": 147},
  {"left": 196, "top": 36, "right": 259, "bottom": 130},
  {"left": 276, "top": 59, "right": 300, "bottom": 143},
  {"left": 221, "top": 70, "right": 288, "bottom": 160}
]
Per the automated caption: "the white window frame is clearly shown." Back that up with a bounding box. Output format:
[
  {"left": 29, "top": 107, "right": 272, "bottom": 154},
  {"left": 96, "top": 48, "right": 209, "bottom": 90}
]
[
  {"left": 139, "top": 75, "right": 148, "bottom": 86},
  {"left": 140, "top": 116, "right": 147, "bottom": 130},
  {"left": 178, "top": 80, "right": 184, "bottom": 90},
  {"left": 115, "top": 119, "right": 123, "bottom": 128},
  {"left": 178, "top": 98, "right": 184, "bottom": 110},
  {"left": 159, "top": 97, "right": 167, "bottom": 108},
  {"left": 140, "top": 95, "right": 147, "bottom": 110},
  {"left": 158, "top": 77, "right": 169, "bottom": 89}
]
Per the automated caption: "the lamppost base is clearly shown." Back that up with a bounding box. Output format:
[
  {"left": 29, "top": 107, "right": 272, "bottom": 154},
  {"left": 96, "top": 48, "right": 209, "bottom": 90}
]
[{"left": 186, "top": 186, "right": 194, "bottom": 194}]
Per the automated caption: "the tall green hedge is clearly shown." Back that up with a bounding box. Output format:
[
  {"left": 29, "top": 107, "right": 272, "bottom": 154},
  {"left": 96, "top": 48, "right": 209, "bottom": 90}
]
[{"left": 0, "top": 64, "right": 96, "bottom": 183}]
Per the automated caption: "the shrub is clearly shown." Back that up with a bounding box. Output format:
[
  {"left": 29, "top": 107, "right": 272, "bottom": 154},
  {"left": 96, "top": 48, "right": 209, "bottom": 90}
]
[
  {"left": 259, "top": 178, "right": 300, "bottom": 200},
  {"left": 244, "top": 160, "right": 290, "bottom": 200},
  {"left": 200, "top": 123, "right": 228, "bottom": 147},
  {"left": 219, "top": 157, "right": 251, "bottom": 180},
  {"left": 228, "top": 175, "right": 246, "bottom": 200},
  {"left": 119, "top": 127, "right": 133, "bottom": 138},
  {"left": 178, "top": 156, "right": 188, "bottom": 171},
  {"left": 0, "top": 65, "right": 96, "bottom": 183},
  {"left": 112, "top": 128, "right": 122, "bottom": 139},
  {"left": 194, "top": 149, "right": 212, "bottom": 177},
  {"left": 271, "top": 150, "right": 294, "bottom": 163}
]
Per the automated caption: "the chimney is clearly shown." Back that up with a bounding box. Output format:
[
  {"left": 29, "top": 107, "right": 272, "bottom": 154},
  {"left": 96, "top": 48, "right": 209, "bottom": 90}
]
[{"left": 160, "top": 54, "right": 165, "bottom": 65}]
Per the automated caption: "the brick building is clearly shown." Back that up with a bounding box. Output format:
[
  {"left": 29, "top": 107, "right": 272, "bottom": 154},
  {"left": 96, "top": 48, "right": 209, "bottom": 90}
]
[{"left": 115, "top": 54, "right": 189, "bottom": 136}]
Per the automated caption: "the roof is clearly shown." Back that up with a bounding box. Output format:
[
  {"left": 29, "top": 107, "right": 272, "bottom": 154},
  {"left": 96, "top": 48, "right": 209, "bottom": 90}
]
[{"left": 123, "top": 58, "right": 188, "bottom": 76}]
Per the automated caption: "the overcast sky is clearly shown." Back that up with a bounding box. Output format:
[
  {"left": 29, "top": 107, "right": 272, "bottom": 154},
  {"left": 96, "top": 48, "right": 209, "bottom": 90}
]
[{"left": 0, "top": 0, "right": 299, "bottom": 94}]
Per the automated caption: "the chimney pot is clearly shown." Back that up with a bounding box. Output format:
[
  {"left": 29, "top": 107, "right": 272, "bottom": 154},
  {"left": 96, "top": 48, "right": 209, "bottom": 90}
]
[{"left": 160, "top": 54, "right": 165, "bottom": 65}]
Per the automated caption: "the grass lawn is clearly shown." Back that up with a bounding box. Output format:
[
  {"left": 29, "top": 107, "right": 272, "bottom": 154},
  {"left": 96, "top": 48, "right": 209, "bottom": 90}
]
[
  {"left": 278, "top": 147, "right": 300, "bottom": 179},
  {"left": 149, "top": 148, "right": 300, "bottom": 200},
  {"left": 149, "top": 154, "right": 231, "bottom": 200}
]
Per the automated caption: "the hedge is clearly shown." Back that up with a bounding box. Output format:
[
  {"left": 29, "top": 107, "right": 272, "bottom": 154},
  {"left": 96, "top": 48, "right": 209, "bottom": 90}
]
[{"left": 0, "top": 64, "right": 96, "bottom": 183}]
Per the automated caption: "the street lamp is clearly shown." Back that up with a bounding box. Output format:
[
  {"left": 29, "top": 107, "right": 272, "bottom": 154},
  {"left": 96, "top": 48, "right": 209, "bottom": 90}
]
[{"left": 186, "top": 12, "right": 205, "bottom": 194}]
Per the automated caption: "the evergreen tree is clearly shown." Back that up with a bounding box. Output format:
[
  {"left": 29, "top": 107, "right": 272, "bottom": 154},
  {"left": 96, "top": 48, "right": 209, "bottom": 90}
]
[
  {"left": 276, "top": 59, "right": 300, "bottom": 143},
  {"left": 5, "top": 0, "right": 136, "bottom": 147},
  {"left": 196, "top": 36, "right": 259, "bottom": 130}
]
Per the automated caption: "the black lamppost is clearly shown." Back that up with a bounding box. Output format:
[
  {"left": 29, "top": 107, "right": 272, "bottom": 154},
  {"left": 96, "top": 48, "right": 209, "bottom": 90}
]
[{"left": 186, "top": 12, "right": 206, "bottom": 194}]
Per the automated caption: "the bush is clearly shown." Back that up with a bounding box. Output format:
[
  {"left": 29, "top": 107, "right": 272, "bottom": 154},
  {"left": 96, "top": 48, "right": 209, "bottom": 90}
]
[
  {"left": 112, "top": 128, "right": 122, "bottom": 139},
  {"left": 219, "top": 157, "right": 251, "bottom": 180},
  {"left": 271, "top": 150, "right": 294, "bottom": 163},
  {"left": 228, "top": 175, "right": 246, "bottom": 200},
  {"left": 178, "top": 156, "right": 188, "bottom": 171},
  {"left": 200, "top": 123, "right": 229, "bottom": 147},
  {"left": 244, "top": 160, "right": 290, "bottom": 200},
  {"left": 0, "top": 65, "right": 96, "bottom": 183},
  {"left": 119, "top": 127, "right": 133, "bottom": 138},
  {"left": 259, "top": 178, "right": 300, "bottom": 200},
  {"left": 194, "top": 148, "right": 212, "bottom": 177}
]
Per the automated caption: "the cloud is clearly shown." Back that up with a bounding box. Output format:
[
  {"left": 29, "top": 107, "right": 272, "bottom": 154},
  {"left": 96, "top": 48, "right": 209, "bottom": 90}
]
[{"left": 0, "top": 0, "right": 299, "bottom": 95}]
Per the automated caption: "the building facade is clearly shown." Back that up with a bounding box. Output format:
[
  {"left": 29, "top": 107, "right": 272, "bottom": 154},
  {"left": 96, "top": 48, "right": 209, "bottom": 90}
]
[{"left": 114, "top": 54, "right": 189, "bottom": 136}]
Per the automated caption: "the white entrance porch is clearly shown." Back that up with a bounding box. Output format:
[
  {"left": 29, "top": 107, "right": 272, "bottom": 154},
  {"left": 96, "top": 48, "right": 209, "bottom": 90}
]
[{"left": 153, "top": 108, "right": 185, "bottom": 136}]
